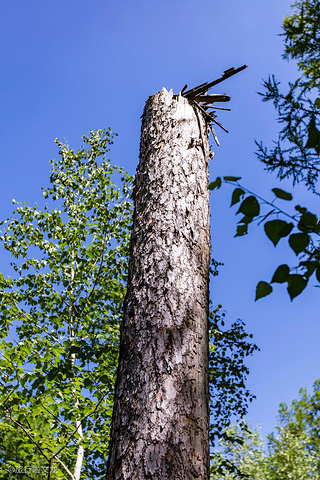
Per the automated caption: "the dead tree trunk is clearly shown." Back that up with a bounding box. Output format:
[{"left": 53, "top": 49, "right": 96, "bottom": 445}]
[{"left": 107, "top": 88, "right": 211, "bottom": 480}]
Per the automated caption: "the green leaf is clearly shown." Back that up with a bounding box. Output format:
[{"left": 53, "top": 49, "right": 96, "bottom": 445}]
[
  {"left": 287, "top": 274, "right": 308, "bottom": 300},
  {"left": 264, "top": 220, "right": 294, "bottom": 246},
  {"left": 288, "top": 233, "right": 310, "bottom": 255},
  {"left": 305, "top": 116, "right": 320, "bottom": 154},
  {"left": 255, "top": 281, "right": 273, "bottom": 301},
  {"left": 236, "top": 196, "right": 260, "bottom": 217},
  {"left": 223, "top": 176, "right": 242, "bottom": 182},
  {"left": 299, "top": 261, "right": 317, "bottom": 279},
  {"left": 208, "top": 177, "right": 222, "bottom": 190},
  {"left": 271, "top": 188, "right": 293, "bottom": 201},
  {"left": 315, "top": 98, "right": 320, "bottom": 109},
  {"left": 231, "top": 188, "right": 246, "bottom": 207},
  {"left": 271, "top": 264, "right": 290, "bottom": 283},
  {"left": 296, "top": 206, "right": 318, "bottom": 231},
  {"left": 235, "top": 224, "right": 248, "bottom": 237}
]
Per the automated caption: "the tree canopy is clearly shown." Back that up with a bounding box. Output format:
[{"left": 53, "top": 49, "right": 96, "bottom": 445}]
[
  {"left": 211, "top": 379, "right": 320, "bottom": 479},
  {"left": 0, "top": 129, "right": 134, "bottom": 478}
]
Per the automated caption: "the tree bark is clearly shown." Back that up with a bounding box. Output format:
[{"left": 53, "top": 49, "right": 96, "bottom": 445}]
[{"left": 107, "top": 88, "right": 211, "bottom": 480}]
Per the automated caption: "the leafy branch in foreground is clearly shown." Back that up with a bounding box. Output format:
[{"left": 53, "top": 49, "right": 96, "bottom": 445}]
[
  {"left": 209, "top": 176, "right": 320, "bottom": 300},
  {"left": 0, "top": 129, "right": 134, "bottom": 479},
  {"left": 221, "top": 1, "right": 320, "bottom": 303}
]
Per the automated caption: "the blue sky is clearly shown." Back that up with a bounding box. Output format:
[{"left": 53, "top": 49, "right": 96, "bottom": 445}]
[{"left": 1, "top": 0, "right": 319, "bottom": 440}]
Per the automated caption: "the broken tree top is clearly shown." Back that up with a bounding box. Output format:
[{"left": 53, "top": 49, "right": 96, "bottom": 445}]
[{"left": 179, "top": 64, "right": 248, "bottom": 146}]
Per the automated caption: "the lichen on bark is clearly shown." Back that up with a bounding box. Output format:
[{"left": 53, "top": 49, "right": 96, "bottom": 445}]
[{"left": 107, "top": 88, "right": 212, "bottom": 480}]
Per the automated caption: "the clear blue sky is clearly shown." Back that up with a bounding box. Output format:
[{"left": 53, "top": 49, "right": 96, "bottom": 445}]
[{"left": 1, "top": 0, "right": 319, "bottom": 440}]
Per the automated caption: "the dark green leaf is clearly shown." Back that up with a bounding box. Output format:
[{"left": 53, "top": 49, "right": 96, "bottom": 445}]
[
  {"left": 231, "top": 188, "right": 246, "bottom": 207},
  {"left": 315, "top": 98, "right": 320, "bottom": 109},
  {"left": 271, "top": 264, "right": 290, "bottom": 283},
  {"left": 236, "top": 196, "right": 260, "bottom": 217},
  {"left": 235, "top": 224, "right": 248, "bottom": 237},
  {"left": 208, "top": 177, "right": 222, "bottom": 190},
  {"left": 100, "top": 374, "right": 111, "bottom": 384},
  {"left": 299, "top": 261, "right": 317, "bottom": 279},
  {"left": 223, "top": 176, "right": 242, "bottom": 182},
  {"left": 316, "top": 268, "right": 320, "bottom": 283},
  {"left": 271, "top": 188, "right": 293, "bottom": 201},
  {"left": 287, "top": 274, "right": 308, "bottom": 300},
  {"left": 255, "top": 281, "right": 273, "bottom": 301},
  {"left": 296, "top": 206, "right": 318, "bottom": 231},
  {"left": 264, "top": 220, "right": 294, "bottom": 246},
  {"left": 305, "top": 116, "right": 320, "bottom": 154},
  {"left": 289, "top": 233, "right": 310, "bottom": 255}
]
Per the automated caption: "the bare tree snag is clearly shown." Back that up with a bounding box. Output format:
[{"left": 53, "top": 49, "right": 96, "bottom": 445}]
[{"left": 107, "top": 88, "right": 211, "bottom": 480}]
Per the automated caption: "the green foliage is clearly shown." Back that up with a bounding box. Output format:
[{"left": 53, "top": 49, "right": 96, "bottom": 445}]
[
  {"left": 276, "top": 379, "right": 320, "bottom": 465},
  {"left": 208, "top": 304, "right": 259, "bottom": 450},
  {"left": 210, "top": 423, "right": 268, "bottom": 479},
  {"left": 211, "top": 379, "right": 320, "bottom": 479},
  {"left": 256, "top": 0, "right": 320, "bottom": 191},
  {"left": 282, "top": 0, "right": 320, "bottom": 83},
  {"left": 218, "top": 178, "right": 320, "bottom": 300},
  {"left": 0, "top": 129, "right": 134, "bottom": 479},
  {"left": 209, "top": 2, "right": 320, "bottom": 303}
]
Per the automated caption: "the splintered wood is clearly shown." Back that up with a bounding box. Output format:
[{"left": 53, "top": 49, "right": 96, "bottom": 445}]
[{"left": 179, "top": 64, "right": 248, "bottom": 146}]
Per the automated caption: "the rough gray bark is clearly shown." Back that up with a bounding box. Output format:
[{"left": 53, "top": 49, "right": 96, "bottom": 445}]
[{"left": 107, "top": 88, "right": 211, "bottom": 480}]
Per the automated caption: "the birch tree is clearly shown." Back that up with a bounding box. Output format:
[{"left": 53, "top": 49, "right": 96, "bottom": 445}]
[{"left": 0, "top": 129, "right": 133, "bottom": 479}]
